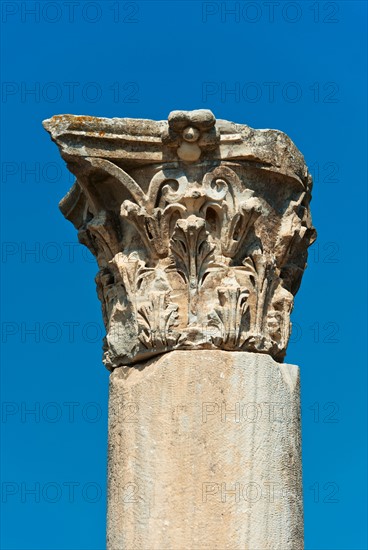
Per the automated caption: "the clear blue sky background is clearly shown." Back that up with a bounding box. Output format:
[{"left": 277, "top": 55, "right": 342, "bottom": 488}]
[{"left": 1, "top": 1, "right": 367, "bottom": 549}]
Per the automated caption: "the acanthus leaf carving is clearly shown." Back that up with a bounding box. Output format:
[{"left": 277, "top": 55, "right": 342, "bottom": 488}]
[
  {"left": 169, "top": 215, "right": 215, "bottom": 322},
  {"left": 208, "top": 280, "right": 250, "bottom": 349},
  {"left": 44, "top": 109, "right": 316, "bottom": 367},
  {"left": 137, "top": 292, "right": 180, "bottom": 350}
]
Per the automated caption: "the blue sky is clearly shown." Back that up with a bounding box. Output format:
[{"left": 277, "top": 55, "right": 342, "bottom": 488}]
[{"left": 1, "top": 1, "right": 367, "bottom": 549}]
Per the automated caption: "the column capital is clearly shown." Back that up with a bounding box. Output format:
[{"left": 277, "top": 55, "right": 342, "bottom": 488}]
[{"left": 43, "top": 109, "right": 316, "bottom": 367}]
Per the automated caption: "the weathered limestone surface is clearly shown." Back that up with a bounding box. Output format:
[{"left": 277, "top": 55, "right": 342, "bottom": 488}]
[
  {"left": 43, "top": 110, "right": 315, "bottom": 549},
  {"left": 43, "top": 110, "right": 316, "bottom": 366},
  {"left": 107, "top": 351, "right": 303, "bottom": 550}
]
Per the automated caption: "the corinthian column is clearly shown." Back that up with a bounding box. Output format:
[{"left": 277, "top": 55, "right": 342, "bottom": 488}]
[{"left": 44, "top": 109, "right": 316, "bottom": 550}]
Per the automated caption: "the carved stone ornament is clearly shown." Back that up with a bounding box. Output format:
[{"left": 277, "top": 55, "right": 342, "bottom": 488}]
[{"left": 43, "top": 110, "right": 316, "bottom": 367}]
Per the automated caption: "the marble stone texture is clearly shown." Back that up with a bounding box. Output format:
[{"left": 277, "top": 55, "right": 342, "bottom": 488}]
[
  {"left": 107, "top": 350, "right": 303, "bottom": 550},
  {"left": 43, "top": 110, "right": 313, "bottom": 549},
  {"left": 43, "top": 110, "right": 316, "bottom": 367}
]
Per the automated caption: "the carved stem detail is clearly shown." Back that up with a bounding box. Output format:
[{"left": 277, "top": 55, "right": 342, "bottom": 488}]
[{"left": 170, "top": 216, "right": 215, "bottom": 322}]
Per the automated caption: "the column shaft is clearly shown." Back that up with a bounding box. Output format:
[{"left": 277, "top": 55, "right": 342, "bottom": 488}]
[{"left": 107, "top": 351, "right": 303, "bottom": 550}]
